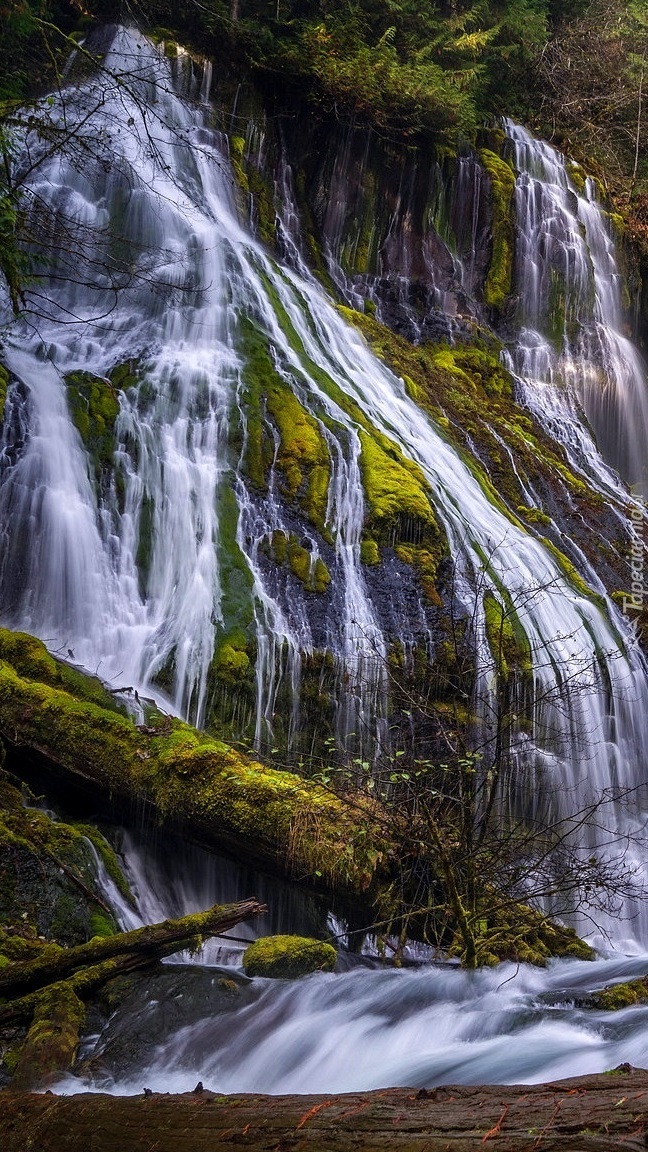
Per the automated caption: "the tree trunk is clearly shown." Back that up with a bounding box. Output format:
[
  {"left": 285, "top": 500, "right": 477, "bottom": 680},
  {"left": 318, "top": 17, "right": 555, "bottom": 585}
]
[
  {"left": 1, "top": 1069, "right": 647, "bottom": 1150},
  {"left": 0, "top": 899, "right": 265, "bottom": 1007}
]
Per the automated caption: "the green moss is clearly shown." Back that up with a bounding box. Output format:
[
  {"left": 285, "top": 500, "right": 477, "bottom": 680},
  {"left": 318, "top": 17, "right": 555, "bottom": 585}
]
[
  {"left": 213, "top": 637, "right": 252, "bottom": 685},
  {"left": 478, "top": 148, "right": 516, "bottom": 310},
  {"left": 88, "top": 910, "right": 117, "bottom": 939},
  {"left": 567, "top": 160, "right": 587, "bottom": 196},
  {"left": 395, "top": 544, "right": 443, "bottom": 606},
  {"left": 10, "top": 983, "right": 85, "bottom": 1089},
  {"left": 483, "top": 591, "right": 532, "bottom": 681},
  {"left": 266, "top": 531, "right": 331, "bottom": 594},
  {"left": 228, "top": 136, "right": 276, "bottom": 246},
  {"left": 517, "top": 505, "right": 552, "bottom": 527},
  {"left": 64, "top": 371, "right": 120, "bottom": 486},
  {"left": 360, "top": 538, "right": 381, "bottom": 566},
  {"left": 431, "top": 343, "right": 512, "bottom": 400},
  {"left": 242, "top": 934, "right": 337, "bottom": 979},
  {"left": 0, "top": 630, "right": 124, "bottom": 713},
  {"left": 358, "top": 429, "right": 439, "bottom": 546},
  {"left": 73, "top": 824, "right": 132, "bottom": 904},
  {"left": 592, "top": 977, "right": 648, "bottom": 1010},
  {"left": 450, "top": 901, "right": 594, "bottom": 967},
  {"left": 0, "top": 635, "right": 387, "bottom": 896},
  {"left": 237, "top": 317, "right": 331, "bottom": 532},
  {"left": 0, "top": 363, "right": 9, "bottom": 423}
]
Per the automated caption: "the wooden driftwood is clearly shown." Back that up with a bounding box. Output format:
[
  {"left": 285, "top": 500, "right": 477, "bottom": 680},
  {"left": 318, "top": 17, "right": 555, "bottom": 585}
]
[{"left": 0, "top": 1068, "right": 647, "bottom": 1150}]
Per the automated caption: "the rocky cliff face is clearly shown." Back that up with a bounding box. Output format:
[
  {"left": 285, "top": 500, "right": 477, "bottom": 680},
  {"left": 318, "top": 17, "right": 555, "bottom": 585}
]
[{"left": 0, "top": 30, "right": 644, "bottom": 781}]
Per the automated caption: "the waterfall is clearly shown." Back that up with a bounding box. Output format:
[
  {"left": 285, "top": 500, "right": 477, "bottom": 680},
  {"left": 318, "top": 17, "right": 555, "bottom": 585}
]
[
  {"left": 505, "top": 120, "right": 648, "bottom": 500},
  {"left": 1, "top": 29, "right": 648, "bottom": 946}
]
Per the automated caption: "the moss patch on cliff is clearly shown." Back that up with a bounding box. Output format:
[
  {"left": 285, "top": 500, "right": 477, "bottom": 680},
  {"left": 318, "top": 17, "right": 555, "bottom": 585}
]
[
  {"left": 0, "top": 772, "right": 123, "bottom": 949},
  {"left": 337, "top": 308, "right": 625, "bottom": 602},
  {"left": 237, "top": 317, "right": 331, "bottom": 532},
  {"left": 262, "top": 530, "right": 331, "bottom": 594},
  {"left": 64, "top": 371, "right": 120, "bottom": 487},
  {"left": 478, "top": 148, "right": 516, "bottom": 311},
  {"left": 483, "top": 591, "right": 532, "bottom": 682}
]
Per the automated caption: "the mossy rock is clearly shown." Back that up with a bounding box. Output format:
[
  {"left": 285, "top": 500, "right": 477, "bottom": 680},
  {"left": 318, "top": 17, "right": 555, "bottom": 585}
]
[
  {"left": 10, "top": 983, "right": 85, "bottom": 1089},
  {"left": 242, "top": 934, "right": 337, "bottom": 979},
  {"left": 591, "top": 976, "right": 648, "bottom": 1011},
  {"left": 266, "top": 530, "right": 331, "bottom": 594},
  {"left": 451, "top": 901, "right": 594, "bottom": 968}
]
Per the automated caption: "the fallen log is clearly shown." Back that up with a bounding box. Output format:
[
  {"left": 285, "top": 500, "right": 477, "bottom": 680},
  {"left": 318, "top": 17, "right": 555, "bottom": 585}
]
[
  {"left": 1, "top": 1067, "right": 647, "bottom": 1150},
  {"left": 0, "top": 898, "right": 266, "bottom": 1004},
  {"left": 0, "top": 899, "right": 266, "bottom": 1089}
]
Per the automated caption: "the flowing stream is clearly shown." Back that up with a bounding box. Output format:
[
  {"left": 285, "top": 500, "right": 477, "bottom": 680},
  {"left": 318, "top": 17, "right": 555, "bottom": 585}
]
[{"left": 2, "top": 27, "right": 648, "bottom": 1092}]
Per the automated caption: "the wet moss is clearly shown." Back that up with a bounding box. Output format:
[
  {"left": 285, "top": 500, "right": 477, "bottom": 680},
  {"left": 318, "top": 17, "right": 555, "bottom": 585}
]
[
  {"left": 0, "top": 630, "right": 125, "bottom": 714},
  {"left": 237, "top": 317, "right": 331, "bottom": 532},
  {"left": 213, "top": 634, "right": 252, "bottom": 686},
  {"left": 591, "top": 976, "right": 648, "bottom": 1010},
  {"left": 335, "top": 309, "right": 614, "bottom": 601},
  {"left": 358, "top": 429, "right": 440, "bottom": 550},
  {"left": 264, "top": 530, "right": 331, "bottom": 594},
  {"left": 0, "top": 775, "right": 124, "bottom": 948},
  {"left": 478, "top": 148, "right": 516, "bottom": 311},
  {"left": 0, "top": 633, "right": 387, "bottom": 895},
  {"left": 242, "top": 934, "right": 337, "bottom": 979},
  {"left": 10, "top": 983, "right": 85, "bottom": 1089},
  {"left": 360, "top": 538, "right": 381, "bottom": 566},
  {"left": 64, "top": 371, "right": 120, "bottom": 486},
  {"left": 483, "top": 591, "right": 532, "bottom": 681},
  {"left": 0, "top": 363, "right": 9, "bottom": 424},
  {"left": 451, "top": 902, "right": 594, "bottom": 967}
]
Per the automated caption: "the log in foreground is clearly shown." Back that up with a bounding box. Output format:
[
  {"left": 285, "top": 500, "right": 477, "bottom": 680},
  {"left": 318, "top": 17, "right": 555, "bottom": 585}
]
[{"left": 1, "top": 1068, "right": 647, "bottom": 1151}]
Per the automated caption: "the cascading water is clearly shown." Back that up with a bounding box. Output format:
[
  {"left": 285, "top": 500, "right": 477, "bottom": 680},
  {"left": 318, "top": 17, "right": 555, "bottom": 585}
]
[
  {"left": 3, "top": 25, "right": 648, "bottom": 1094},
  {"left": 505, "top": 120, "right": 648, "bottom": 500}
]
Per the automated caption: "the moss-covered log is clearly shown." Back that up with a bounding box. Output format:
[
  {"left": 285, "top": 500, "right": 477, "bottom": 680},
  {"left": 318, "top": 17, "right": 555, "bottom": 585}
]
[
  {"left": 0, "top": 899, "right": 265, "bottom": 1006},
  {"left": 0, "top": 631, "right": 387, "bottom": 897},
  {"left": 1, "top": 1068, "right": 648, "bottom": 1150}
]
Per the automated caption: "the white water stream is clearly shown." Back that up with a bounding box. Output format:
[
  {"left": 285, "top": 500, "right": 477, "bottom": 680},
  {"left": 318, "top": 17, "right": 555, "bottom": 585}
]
[{"left": 2, "top": 28, "right": 648, "bottom": 1091}]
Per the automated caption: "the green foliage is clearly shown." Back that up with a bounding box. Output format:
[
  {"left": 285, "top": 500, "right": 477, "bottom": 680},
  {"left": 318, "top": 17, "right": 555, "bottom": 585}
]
[{"left": 242, "top": 934, "right": 337, "bottom": 978}]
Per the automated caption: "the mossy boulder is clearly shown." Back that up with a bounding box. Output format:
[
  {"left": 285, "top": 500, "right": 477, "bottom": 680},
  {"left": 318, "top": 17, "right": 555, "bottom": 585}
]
[
  {"left": 451, "top": 902, "right": 595, "bottom": 968},
  {"left": 242, "top": 935, "right": 337, "bottom": 979},
  {"left": 590, "top": 976, "right": 648, "bottom": 1011}
]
